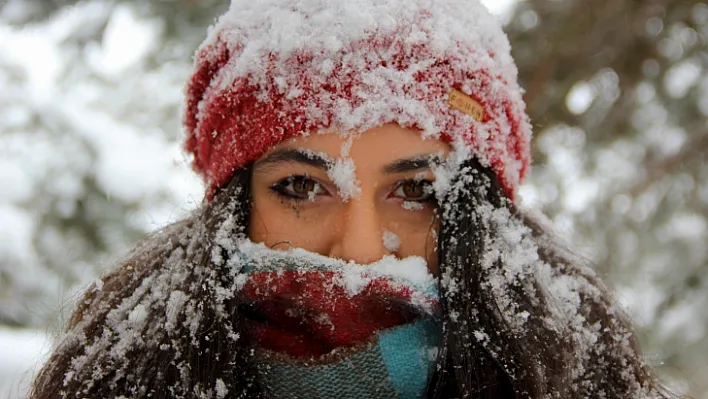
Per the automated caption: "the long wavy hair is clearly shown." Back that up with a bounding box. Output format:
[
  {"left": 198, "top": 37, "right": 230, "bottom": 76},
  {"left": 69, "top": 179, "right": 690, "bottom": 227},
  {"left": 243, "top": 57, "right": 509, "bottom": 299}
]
[{"left": 30, "top": 159, "right": 673, "bottom": 398}]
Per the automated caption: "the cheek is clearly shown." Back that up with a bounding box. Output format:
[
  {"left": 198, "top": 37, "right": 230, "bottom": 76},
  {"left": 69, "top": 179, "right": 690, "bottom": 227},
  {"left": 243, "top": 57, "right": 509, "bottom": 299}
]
[
  {"left": 387, "top": 210, "right": 440, "bottom": 274},
  {"left": 247, "top": 190, "right": 336, "bottom": 253}
]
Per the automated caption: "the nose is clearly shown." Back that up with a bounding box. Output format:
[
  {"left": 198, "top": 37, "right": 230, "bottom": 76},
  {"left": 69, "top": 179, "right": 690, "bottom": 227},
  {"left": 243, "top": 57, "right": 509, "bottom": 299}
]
[{"left": 328, "top": 198, "right": 391, "bottom": 264}]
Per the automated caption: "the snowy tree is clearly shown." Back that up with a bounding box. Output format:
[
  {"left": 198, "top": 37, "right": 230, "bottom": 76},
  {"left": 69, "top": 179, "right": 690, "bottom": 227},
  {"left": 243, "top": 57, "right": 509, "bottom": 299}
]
[
  {"left": 507, "top": 1, "right": 708, "bottom": 396},
  {"left": 0, "top": 0, "right": 215, "bottom": 327}
]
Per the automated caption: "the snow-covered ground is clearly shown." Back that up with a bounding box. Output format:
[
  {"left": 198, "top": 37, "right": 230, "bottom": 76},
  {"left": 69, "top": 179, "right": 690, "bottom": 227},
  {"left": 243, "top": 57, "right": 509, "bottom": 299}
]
[{"left": 0, "top": 328, "right": 50, "bottom": 399}]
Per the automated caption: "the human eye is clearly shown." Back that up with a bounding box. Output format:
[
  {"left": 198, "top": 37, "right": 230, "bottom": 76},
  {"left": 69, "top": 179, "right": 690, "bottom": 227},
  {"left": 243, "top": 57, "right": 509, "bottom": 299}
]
[
  {"left": 270, "top": 174, "right": 327, "bottom": 201},
  {"left": 392, "top": 179, "right": 435, "bottom": 203}
]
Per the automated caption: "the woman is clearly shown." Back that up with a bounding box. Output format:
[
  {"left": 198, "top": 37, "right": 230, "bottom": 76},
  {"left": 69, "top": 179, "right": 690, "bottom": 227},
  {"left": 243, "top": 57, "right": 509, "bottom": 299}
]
[{"left": 30, "top": 0, "right": 673, "bottom": 398}]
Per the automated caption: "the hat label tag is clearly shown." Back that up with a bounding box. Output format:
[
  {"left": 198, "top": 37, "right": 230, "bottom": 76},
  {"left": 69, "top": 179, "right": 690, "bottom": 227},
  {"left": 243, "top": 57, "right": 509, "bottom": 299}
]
[{"left": 448, "top": 89, "right": 485, "bottom": 122}]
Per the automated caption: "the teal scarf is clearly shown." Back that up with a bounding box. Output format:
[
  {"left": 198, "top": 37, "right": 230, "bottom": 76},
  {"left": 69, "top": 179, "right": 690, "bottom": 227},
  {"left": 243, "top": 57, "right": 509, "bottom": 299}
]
[{"left": 236, "top": 242, "right": 441, "bottom": 399}]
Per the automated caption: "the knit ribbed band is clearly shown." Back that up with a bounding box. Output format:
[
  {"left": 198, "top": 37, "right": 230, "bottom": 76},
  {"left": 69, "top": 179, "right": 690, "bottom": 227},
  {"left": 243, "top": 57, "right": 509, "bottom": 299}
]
[{"left": 184, "top": 0, "right": 532, "bottom": 201}]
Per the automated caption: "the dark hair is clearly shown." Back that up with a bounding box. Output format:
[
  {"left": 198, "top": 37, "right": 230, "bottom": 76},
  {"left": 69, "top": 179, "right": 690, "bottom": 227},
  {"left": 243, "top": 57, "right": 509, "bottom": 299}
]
[
  {"left": 430, "top": 159, "right": 669, "bottom": 398},
  {"left": 29, "top": 160, "right": 672, "bottom": 399}
]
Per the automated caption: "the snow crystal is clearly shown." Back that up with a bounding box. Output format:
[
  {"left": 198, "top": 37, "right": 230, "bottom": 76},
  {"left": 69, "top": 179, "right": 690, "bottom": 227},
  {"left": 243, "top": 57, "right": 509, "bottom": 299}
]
[
  {"left": 127, "top": 304, "right": 147, "bottom": 328},
  {"left": 367, "top": 255, "right": 432, "bottom": 287},
  {"left": 307, "top": 184, "right": 319, "bottom": 201},
  {"left": 299, "top": 148, "right": 361, "bottom": 201},
  {"left": 440, "top": 269, "right": 459, "bottom": 296},
  {"left": 382, "top": 230, "right": 401, "bottom": 252},
  {"left": 327, "top": 157, "right": 361, "bottom": 201},
  {"left": 215, "top": 379, "right": 228, "bottom": 399},
  {"left": 337, "top": 135, "right": 356, "bottom": 158},
  {"left": 211, "top": 210, "right": 243, "bottom": 267},
  {"left": 517, "top": 310, "right": 531, "bottom": 321},
  {"left": 165, "top": 290, "right": 188, "bottom": 330},
  {"left": 402, "top": 201, "right": 425, "bottom": 211},
  {"left": 431, "top": 145, "right": 472, "bottom": 202},
  {"left": 473, "top": 330, "right": 489, "bottom": 343},
  {"left": 337, "top": 265, "right": 372, "bottom": 296},
  {"left": 313, "top": 313, "right": 335, "bottom": 331}
]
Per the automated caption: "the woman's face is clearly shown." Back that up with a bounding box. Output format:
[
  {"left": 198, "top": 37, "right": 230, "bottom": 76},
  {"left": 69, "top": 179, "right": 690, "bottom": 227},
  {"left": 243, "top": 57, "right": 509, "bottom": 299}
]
[{"left": 248, "top": 123, "right": 451, "bottom": 274}]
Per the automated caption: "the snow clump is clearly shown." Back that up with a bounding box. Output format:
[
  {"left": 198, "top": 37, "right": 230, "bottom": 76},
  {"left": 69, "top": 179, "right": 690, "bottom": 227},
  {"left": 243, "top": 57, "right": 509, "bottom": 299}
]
[
  {"left": 327, "top": 157, "right": 361, "bottom": 201},
  {"left": 382, "top": 230, "right": 401, "bottom": 252}
]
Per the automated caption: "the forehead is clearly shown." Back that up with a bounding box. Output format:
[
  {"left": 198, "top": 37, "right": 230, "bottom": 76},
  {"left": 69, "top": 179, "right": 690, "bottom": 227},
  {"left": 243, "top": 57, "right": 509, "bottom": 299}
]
[{"left": 265, "top": 124, "right": 451, "bottom": 165}]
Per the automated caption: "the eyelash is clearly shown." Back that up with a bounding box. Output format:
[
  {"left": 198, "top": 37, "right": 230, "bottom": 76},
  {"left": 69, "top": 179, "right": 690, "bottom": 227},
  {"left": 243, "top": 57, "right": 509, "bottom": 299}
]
[
  {"left": 269, "top": 176, "right": 436, "bottom": 204},
  {"left": 392, "top": 179, "right": 435, "bottom": 203},
  {"left": 270, "top": 175, "right": 326, "bottom": 203}
]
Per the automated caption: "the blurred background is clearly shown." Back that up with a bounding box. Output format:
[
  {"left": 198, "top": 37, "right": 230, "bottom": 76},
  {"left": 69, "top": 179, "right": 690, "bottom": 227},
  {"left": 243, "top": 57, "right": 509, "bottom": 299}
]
[{"left": 0, "top": 0, "right": 706, "bottom": 397}]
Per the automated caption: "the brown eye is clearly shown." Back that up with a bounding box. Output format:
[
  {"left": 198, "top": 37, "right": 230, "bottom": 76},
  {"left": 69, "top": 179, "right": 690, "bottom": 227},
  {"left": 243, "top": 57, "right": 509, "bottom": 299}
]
[
  {"left": 271, "top": 175, "right": 326, "bottom": 200},
  {"left": 393, "top": 180, "right": 434, "bottom": 202},
  {"left": 292, "top": 177, "right": 317, "bottom": 196}
]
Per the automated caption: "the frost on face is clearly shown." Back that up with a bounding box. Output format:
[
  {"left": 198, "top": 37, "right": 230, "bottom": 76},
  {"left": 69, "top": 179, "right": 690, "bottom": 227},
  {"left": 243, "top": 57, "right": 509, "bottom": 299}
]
[
  {"left": 402, "top": 200, "right": 425, "bottom": 211},
  {"left": 327, "top": 157, "right": 361, "bottom": 201},
  {"left": 54, "top": 215, "right": 440, "bottom": 397},
  {"left": 299, "top": 147, "right": 361, "bottom": 201},
  {"left": 47, "top": 165, "right": 654, "bottom": 398},
  {"left": 46, "top": 169, "right": 658, "bottom": 399},
  {"left": 44, "top": 157, "right": 657, "bottom": 398},
  {"left": 382, "top": 229, "right": 401, "bottom": 252}
]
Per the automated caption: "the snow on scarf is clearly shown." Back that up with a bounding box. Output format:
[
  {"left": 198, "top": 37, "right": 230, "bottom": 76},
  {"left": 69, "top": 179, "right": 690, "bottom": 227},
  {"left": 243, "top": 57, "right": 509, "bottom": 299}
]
[{"left": 236, "top": 241, "right": 441, "bottom": 399}]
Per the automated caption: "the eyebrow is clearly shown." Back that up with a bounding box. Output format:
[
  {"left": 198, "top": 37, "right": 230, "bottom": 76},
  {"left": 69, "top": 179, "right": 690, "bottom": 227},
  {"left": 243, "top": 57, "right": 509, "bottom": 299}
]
[
  {"left": 254, "top": 148, "right": 330, "bottom": 172},
  {"left": 382, "top": 155, "right": 443, "bottom": 174},
  {"left": 254, "top": 148, "right": 442, "bottom": 174}
]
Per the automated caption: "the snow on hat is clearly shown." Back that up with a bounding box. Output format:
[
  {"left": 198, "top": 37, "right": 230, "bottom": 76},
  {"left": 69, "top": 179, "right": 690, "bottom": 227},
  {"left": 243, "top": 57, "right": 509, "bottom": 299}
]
[{"left": 184, "top": 0, "right": 532, "bottom": 201}]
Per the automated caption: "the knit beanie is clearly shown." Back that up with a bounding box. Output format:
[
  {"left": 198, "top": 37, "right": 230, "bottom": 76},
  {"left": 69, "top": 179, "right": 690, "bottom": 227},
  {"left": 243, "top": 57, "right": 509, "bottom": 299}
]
[{"left": 184, "top": 0, "right": 532, "bottom": 201}]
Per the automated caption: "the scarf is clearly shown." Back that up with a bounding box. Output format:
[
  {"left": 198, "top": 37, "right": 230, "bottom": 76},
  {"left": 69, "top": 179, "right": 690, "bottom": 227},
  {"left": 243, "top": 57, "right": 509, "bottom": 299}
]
[{"left": 235, "top": 242, "right": 442, "bottom": 399}]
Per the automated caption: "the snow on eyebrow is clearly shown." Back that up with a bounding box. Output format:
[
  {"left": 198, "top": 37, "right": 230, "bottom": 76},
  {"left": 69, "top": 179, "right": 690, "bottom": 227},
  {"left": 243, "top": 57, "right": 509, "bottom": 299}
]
[{"left": 298, "top": 148, "right": 334, "bottom": 164}]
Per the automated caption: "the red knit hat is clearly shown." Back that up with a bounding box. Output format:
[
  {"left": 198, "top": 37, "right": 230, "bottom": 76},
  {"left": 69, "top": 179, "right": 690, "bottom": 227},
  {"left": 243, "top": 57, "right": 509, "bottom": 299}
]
[{"left": 184, "top": 0, "right": 532, "bottom": 201}]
